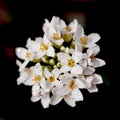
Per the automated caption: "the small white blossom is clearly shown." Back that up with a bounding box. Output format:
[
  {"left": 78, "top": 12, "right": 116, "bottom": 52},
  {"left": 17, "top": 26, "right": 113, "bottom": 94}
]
[
  {"left": 74, "top": 24, "right": 101, "bottom": 52},
  {"left": 44, "top": 67, "right": 60, "bottom": 89},
  {"left": 57, "top": 51, "right": 83, "bottom": 75},
  {"left": 31, "top": 84, "right": 50, "bottom": 108}
]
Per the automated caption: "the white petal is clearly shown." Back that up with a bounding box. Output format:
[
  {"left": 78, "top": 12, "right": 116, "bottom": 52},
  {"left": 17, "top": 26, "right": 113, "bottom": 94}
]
[
  {"left": 69, "top": 19, "right": 78, "bottom": 33},
  {"left": 23, "top": 77, "right": 34, "bottom": 86},
  {"left": 42, "top": 19, "right": 50, "bottom": 33},
  {"left": 85, "top": 43, "right": 96, "bottom": 48},
  {"left": 50, "top": 94, "right": 63, "bottom": 105},
  {"left": 92, "top": 58, "right": 106, "bottom": 68},
  {"left": 46, "top": 46, "right": 55, "bottom": 57},
  {"left": 15, "top": 47, "right": 27, "bottom": 60},
  {"left": 75, "top": 78, "right": 86, "bottom": 88},
  {"left": 52, "top": 38, "right": 64, "bottom": 46},
  {"left": 19, "top": 60, "right": 29, "bottom": 71},
  {"left": 56, "top": 86, "right": 70, "bottom": 96},
  {"left": 41, "top": 93, "right": 50, "bottom": 108},
  {"left": 26, "top": 38, "right": 39, "bottom": 52},
  {"left": 37, "top": 51, "right": 46, "bottom": 58},
  {"left": 75, "top": 41, "right": 82, "bottom": 52},
  {"left": 34, "top": 63, "right": 42, "bottom": 75},
  {"left": 64, "top": 95, "right": 76, "bottom": 107},
  {"left": 61, "top": 77, "right": 71, "bottom": 84},
  {"left": 87, "top": 84, "right": 98, "bottom": 93},
  {"left": 85, "top": 76, "right": 94, "bottom": 88},
  {"left": 48, "top": 27, "right": 57, "bottom": 38},
  {"left": 46, "top": 81, "right": 52, "bottom": 89},
  {"left": 17, "top": 76, "right": 27, "bottom": 85},
  {"left": 51, "top": 16, "right": 60, "bottom": 28},
  {"left": 84, "top": 66, "right": 95, "bottom": 75},
  {"left": 73, "top": 24, "right": 84, "bottom": 40},
  {"left": 44, "top": 68, "right": 51, "bottom": 78},
  {"left": 57, "top": 52, "right": 70, "bottom": 64},
  {"left": 72, "top": 88, "right": 83, "bottom": 101},
  {"left": 16, "top": 59, "right": 22, "bottom": 67},
  {"left": 71, "top": 65, "right": 83, "bottom": 75},
  {"left": 88, "top": 33, "right": 101, "bottom": 43},
  {"left": 60, "top": 65, "right": 70, "bottom": 73},
  {"left": 72, "top": 51, "right": 83, "bottom": 63},
  {"left": 32, "top": 84, "right": 40, "bottom": 96},
  {"left": 87, "top": 45, "right": 100, "bottom": 57},
  {"left": 40, "top": 78, "right": 46, "bottom": 88},
  {"left": 58, "top": 19, "right": 66, "bottom": 31},
  {"left": 92, "top": 74, "right": 103, "bottom": 84},
  {"left": 52, "top": 68, "right": 60, "bottom": 78},
  {"left": 31, "top": 94, "right": 41, "bottom": 102}
]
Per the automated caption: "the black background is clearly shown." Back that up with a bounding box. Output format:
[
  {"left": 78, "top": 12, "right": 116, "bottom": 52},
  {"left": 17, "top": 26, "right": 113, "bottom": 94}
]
[{"left": 0, "top": 0, "right": 117, "bottom": 119}]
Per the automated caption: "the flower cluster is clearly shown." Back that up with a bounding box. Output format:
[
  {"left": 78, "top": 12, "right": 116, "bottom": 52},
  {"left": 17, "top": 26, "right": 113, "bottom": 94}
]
[{"left": 15, "top": 16, "right": 106, "bottom": 108}]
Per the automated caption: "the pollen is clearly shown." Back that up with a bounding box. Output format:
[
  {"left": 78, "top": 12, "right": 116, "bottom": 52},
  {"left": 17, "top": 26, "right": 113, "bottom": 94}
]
[
  {"left": 53, "top": 32, "right": 61, "bottom": 40},
  {"left": 48, "top": 76, "right": 55, "bottom": 82},
  {"left": 65, "top": 26, "right": 71, "bottom": 32},
  {"left": 80, "top": 36, "right": 88, "bottom": 44},
  {"left": 33, "top": 75, "right": 41, "bottom": 82},
  {"left": 25, "top": 52, "right": 32, "bottom": 59},
  {"left": 67, "top": 59, "right": 75, "bottom": 67},
  {"left": 69, "top": 80, "right": 75, "bottom": 90},
  {"left": 40, "top": 43, "right": 48, "bottom": 51}
]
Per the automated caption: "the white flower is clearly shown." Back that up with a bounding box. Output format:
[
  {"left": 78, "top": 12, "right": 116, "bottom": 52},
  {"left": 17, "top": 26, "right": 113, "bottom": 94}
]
[
  {"left": 15, "top": 47, "right": 34, "bottom": 71},
  {"left": 74, "top": 24, "right": 101, "bottom": 52},
  {"left": 57, "top": 18, "right": 78, "bottom": 42},
  {"left": 31, "top": 84, "right": 50, "bottom": 108},
  {"left": 26, "top": 36, "right": 55, "bottom": 58},
  {"left": 44, "top": 67, "right": 60, "bottom": 89},
  {"left": 87, "top": 45, "right": 106, "bottom": 67},
  {"left": 84, "top": 73, "right": 103, "bottom": 93},
  {"left": 16, "top": 67, "right": 32, "bottom": 85},
  {"left": 53, "top": 76, "right": 85, "bottom": 101},
  {"left": 57, "top": 51, "right": 83, "bottom": 75},
  {"left": 50, "top": 91, "right": 76, "bottom": 107},
  {"left": 23, "top": 63, "right": 45, "bottom": 88},
  {"left": 43, "top": 16, "right": 64, "bottom": 46}
]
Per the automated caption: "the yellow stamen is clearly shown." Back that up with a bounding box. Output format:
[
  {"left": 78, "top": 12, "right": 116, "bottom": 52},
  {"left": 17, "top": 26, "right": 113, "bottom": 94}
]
[
  {"left": 40, "top": 43, "right": 48, "bottom": 51},
  {"left": 65, "top": 26, "right": 71, "bottom": 32},
  {"left": 69, "top": 80, "right": 75, "bottom": 90},
  {"left": 33, "top": 75, "right": 41, "bottom": 82},
  {"left": 25, "top": 52, "right": 32, "bottom": 59},
  {"left": 80, "top": 36, "right": 88, "bottom": 44},
  {"left": 67, "top": 59, "right": 75, "bottom": 67},
  {"left": 48, "top": 76, "right": 55, "bottom": 82},
  {"left": 53, "top": 33, "right": 61, "bottom": 40}
]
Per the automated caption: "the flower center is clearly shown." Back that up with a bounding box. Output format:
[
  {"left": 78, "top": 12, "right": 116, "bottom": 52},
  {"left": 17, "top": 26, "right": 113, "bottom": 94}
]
[
  {"left": 40, "top": 43, "right": 48, "bottom": 51},
  {"left": 25, "top": 52, "right": 32, "bottom": 59},
  {"left": 53, "top": 32, "right": 61, "bottom": 40},
  {"left": 67, "top": 59, "right": 75, "bottom": 67},
  {"left": 69, "top": 80, "right": 75, "bottom": 90},
  {"left": 33, "top": 75, "right": 41, "bottom": 82},
  {"left": 80, "top": 36, "right": 88, "bottom": 44},
  {"left": 90, "top": 55, "right": 94, "bottom": 61},
  {"left": 23, "top": 68, "right": 31, "bottom": 73},
  {"left": 48, "top": 76, "right": 55, "bottom": 82},
  {"left": 65, "top": 26, "right": 71, "bottom": 32}
]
